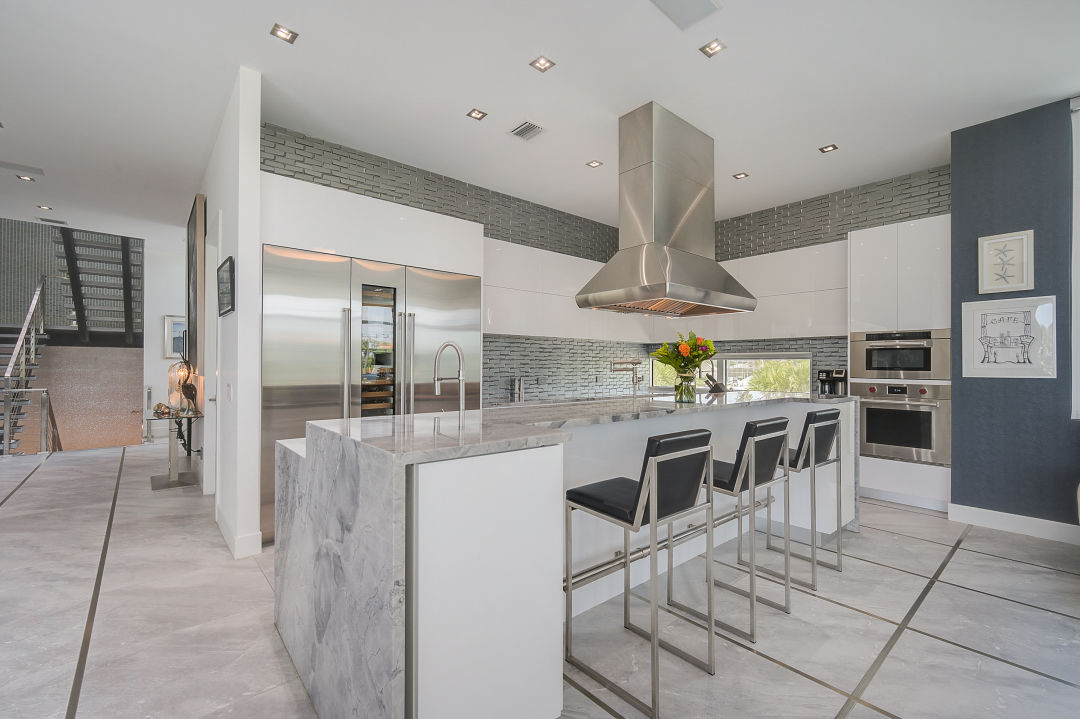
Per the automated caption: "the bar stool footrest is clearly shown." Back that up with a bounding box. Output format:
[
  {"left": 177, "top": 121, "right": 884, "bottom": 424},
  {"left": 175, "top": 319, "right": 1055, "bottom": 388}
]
[
  {"left": 625, "top": 620, "right": 715, "bottom": 675},
  {"left": 667, "top": 597, "right": 756, "bottom": 644}
]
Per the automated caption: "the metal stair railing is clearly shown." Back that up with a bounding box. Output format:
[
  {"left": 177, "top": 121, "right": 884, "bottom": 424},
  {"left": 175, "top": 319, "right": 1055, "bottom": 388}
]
[{"left": 2, "top": 276, "right": 57, "bottom": 456}]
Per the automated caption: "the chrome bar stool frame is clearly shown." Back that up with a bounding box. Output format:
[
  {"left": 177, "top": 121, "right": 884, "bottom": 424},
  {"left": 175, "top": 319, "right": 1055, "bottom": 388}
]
[
  {"left": 764, "top": 409, "right": 843, "bottom": 591},
  {"left": 565, "top": 439, "right": 716, "bottom": 719},
  {"left": 670, "top": 419, "right": 791, "bottom": 644}
]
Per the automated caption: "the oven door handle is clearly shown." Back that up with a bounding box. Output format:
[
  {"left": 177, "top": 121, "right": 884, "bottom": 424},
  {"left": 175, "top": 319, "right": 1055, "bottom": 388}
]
[
  {"left": 859, "top": 398, "right": 941, "bottom": 408},
  {"left": 865, "top": 340, "right": 933, "bottom": 348}
]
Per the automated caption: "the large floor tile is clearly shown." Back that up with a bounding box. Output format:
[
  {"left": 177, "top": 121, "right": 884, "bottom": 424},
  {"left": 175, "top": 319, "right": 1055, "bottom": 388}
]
[
  {"left": 196, "top": 677, "right": 318, "bottom": 718},
  {"left": 714, "top": 533, "right": 928, "bottom": 623},
  {"left": 857, "top": 502, "right": 967, "bottom": 546},
  {"left": 0, "top": 453, "right": 47, "bottom": 483},
  {"left": 861, "top": 630, "right": 1080, "bottom": 718},
  {"left": 666, "top": 555, "right": 895, "bottom": 694},
  {"left": 960, "top": 524, "right": 1080, "bottom": 575},
  {"left": 569, "top": 593, "right": 849, "bottom": 718},
  {"left": 822, "top": 524, "right": 954, "bottom": 577},
  {"left": 910, "top": 581, "right": 1080, "bottom": 686},
  {"left": 940, "top": 549, "right": 1080, "bottom": 619},
  {"left": 561, "top": 680, "right": 617, "bottom": 719}
]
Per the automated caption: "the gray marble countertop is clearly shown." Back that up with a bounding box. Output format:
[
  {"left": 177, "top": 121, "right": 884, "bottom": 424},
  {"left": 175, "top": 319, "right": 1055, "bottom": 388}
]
[{"left": 296, "top": 392, "right": 856, "bottom": 463}]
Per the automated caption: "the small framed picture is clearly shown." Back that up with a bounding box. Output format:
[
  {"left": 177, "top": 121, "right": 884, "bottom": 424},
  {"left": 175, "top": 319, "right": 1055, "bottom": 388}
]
[
  {"left": 217, "top": 256, "right": 235, "bottom": 317},
  {"left": 164, "top": 315, "right": 186, "bottom": 359},
  {"left": 978, "top": 229, "right": 1034, "bottom": 293},
  {"left": 961, "top": 295, "right": 1056, "bottom": 378}
]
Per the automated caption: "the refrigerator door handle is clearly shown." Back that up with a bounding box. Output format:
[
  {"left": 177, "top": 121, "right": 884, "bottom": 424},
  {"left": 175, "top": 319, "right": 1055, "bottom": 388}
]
[
  {"left": 407, "top": 312, "right": 416, "bottom": 415},
  {"left": 342, "top": 307, "right": 352, "bottom": 422},
  {"left": 396, "top": 311, "right": 405, "bottom": 416}
]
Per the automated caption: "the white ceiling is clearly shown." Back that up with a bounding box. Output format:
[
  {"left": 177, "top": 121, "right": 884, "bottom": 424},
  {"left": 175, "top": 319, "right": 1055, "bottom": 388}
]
[{"left": 2, "top": 0, "right": 1079, "bottom": 239}]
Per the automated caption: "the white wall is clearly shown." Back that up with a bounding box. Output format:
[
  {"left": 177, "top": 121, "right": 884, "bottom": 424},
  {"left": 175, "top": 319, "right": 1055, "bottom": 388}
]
[
  {"left": 142, "top": 231, "right": 187, "bottom": 424},
  {"left": 200, "top": 66, "right": 262, "bottom": 558}
]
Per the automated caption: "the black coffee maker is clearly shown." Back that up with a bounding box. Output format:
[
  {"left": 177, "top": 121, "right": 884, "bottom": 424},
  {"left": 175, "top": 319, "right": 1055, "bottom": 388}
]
[{"left": 817, "top": 368, "right": 847, "bottom": 396}]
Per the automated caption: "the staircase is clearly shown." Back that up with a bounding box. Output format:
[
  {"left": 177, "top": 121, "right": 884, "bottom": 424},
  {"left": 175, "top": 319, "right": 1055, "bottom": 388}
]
[
  {"left": 52, "top": 229, "right": 143, "bottom": 342},
  {"left": 1, "top": 276, "right": 58, "bottom": 455}
]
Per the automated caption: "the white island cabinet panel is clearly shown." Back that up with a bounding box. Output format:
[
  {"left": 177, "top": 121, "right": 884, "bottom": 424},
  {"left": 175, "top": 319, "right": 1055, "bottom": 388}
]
[
  {"left": 848, "top": 224, "right": 899, "bottom": 332},
  {"left": 415, "top": 445, "right": 564, "bottom": 719},
  {"left": 898, "top": 214, "right": 951, "bottom": 330}
]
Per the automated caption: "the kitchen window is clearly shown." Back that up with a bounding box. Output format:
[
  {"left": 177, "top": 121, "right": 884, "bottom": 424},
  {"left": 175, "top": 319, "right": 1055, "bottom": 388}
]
[{"left": 651, "top": 352, "right": 812, "bottom": 395}]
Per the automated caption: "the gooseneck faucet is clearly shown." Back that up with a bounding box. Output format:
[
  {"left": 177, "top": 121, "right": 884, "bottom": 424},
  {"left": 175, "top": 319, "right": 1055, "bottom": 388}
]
[
  {"left": 433, "top": 341, "right": 466, "bottom": 414},
  {"left": 611, "top": 359, "right": 645, "bottom": 401}
]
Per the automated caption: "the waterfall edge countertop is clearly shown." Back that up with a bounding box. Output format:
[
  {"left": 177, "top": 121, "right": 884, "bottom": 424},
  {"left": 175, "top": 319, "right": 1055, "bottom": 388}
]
[{"left": 304, "top": 391, "right": 857, "bottom": 465}]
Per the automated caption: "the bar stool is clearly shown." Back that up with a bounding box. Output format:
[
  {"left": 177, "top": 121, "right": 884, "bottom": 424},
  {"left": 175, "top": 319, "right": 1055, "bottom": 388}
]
[
  {"left": 671, "top": 417, "right": 791, "bottom": 644},
  {"left": 765, "top": 408, "right": 843, "bottom": 591},
  {"left": 565, "top": 429, "right": 716, "bottom": 719}
]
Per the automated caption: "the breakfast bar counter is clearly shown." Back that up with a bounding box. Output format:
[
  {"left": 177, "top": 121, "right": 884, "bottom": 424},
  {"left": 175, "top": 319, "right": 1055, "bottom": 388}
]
[{"left": 275, "top": 392, "right": 858, "bottom": 719}]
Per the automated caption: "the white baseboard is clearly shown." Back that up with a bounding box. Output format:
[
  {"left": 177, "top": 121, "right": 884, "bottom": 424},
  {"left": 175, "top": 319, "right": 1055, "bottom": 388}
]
[
  {"left": 948, "top": 503, "right": 1080, "bottom": 546},
  {"left": 216, "top": 509, "right": 263, "bottom": 559},
  {"left": 862, "top": 487, "right": 948, "bottom": 512}
]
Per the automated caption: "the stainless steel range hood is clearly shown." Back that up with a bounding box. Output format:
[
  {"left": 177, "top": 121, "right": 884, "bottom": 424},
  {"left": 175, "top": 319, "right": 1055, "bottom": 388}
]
[{"left": 575, "top": 102, "right": 757, "bottom": 317}]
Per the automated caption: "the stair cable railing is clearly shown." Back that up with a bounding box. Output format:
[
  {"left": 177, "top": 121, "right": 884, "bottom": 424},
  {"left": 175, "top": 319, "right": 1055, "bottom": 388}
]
[{"left": 2, "top": 275, "right": 60, "bottom": 455}]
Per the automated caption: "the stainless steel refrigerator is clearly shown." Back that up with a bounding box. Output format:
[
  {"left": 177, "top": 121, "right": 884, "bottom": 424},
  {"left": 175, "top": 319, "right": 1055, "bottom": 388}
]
[{"left": 261, "top": 245, "right": 482, "bottom": 541}]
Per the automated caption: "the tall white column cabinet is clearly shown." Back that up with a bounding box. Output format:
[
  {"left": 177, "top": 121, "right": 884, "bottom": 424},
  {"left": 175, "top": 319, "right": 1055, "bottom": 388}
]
[{"left": 848, "top": 214, "right": 951, "bottom": 332}]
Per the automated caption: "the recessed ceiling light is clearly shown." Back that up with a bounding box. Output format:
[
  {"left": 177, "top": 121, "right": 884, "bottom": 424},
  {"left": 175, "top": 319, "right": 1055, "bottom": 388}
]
[
  {"left": 270, "top": 23, "right": 298, "bottom": 44},
  {"left": 16, "top": 174, "right": 35, "bottom": 182},
  {"left": 529, "top": 56, "right": 555, "bottom": 72},
  {"left": 37, "top": 205, "right": 52, "bottom": 210},
  {"left": 466, "top": 108, "right": 487, "bottom": 121},
  {"left": 818, "top": 144, "right": 839, "bottom": 153},
  {"left": 699, "top": 39, "right": 725, "bottom": 57},
  {"left": 732, "top": 172, "right": 749, "bottom": 180},
  {"left": 586, "top": 160, "right": 603, "bottom": 168}
]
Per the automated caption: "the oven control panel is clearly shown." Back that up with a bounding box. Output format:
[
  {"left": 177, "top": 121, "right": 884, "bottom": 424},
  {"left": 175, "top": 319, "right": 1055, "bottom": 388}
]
[{"left": 851, "top": 383, "right": 951, "bottom": 401}]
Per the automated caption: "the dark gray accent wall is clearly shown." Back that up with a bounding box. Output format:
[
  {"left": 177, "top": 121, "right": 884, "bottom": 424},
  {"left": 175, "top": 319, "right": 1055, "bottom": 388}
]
[
  {"left": 260, "top": 124, "right": 619, "bottom": 263},
  {"left": 482, "top": 334, "right": 651, "bottom": 406},
  {"left": 715, "top": 166, "right": 951, "bottom": 261},
  {"left": 950, "top": 100, "right": 1077, "bottom": 525}
]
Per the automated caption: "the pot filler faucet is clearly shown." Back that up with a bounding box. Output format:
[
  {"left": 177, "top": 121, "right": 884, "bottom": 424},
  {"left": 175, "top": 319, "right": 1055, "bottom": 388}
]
[
  {"left": 611, "top": 359, "right": 645, "bottom": 401},
  {"left": 433, "top": 341, "right": 466, "bottom": 414}
]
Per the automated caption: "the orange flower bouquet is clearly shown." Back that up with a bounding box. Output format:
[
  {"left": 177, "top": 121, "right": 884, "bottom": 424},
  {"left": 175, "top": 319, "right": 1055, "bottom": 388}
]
[{"left": 651, "top": 332, "right": 716, "bottom": 402}]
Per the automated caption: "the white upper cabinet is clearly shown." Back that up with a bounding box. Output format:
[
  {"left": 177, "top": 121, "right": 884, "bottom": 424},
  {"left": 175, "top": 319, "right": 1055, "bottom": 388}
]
[
  {"left": 848, "top": 215, "right": 951, "bottom": 332},
  {"left": 897, "top": 215, "right": 951, "bottom": 330},
  {"left": 848, "top": 224, "right": 899, "bottom": 332}
]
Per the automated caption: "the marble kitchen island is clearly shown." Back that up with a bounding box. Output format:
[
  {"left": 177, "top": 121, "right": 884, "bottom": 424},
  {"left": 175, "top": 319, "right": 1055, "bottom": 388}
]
[{"left": 275, "top": 392, "right": 858, "bottom": 719}]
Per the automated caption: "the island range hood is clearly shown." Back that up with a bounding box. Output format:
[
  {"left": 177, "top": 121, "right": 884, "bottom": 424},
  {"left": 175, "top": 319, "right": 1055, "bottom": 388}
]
[{"left": 575, "top": 101, "right": 757, "bottom": 317}]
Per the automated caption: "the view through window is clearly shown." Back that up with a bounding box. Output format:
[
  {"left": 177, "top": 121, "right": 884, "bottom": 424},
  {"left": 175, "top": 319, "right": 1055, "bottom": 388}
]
[{"left": 652, "top": 353, "right": 811, "bottom": 394}]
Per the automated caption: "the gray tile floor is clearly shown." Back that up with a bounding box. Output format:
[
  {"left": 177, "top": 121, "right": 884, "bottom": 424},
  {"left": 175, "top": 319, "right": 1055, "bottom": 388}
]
[{"left": 2, "top": 448, "right": 1078, "bottom": 718}]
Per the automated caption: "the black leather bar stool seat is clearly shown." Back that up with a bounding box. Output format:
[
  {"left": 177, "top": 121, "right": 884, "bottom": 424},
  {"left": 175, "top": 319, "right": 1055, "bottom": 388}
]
[
  {"left": 565, "top": 428, "right": 717, "bottom": 719},
  {"left": 669, "top": 417, "right": 791, "bottom": 644},
  {"left": 766, "top": 408, "right": 843, "bottom": 590}
]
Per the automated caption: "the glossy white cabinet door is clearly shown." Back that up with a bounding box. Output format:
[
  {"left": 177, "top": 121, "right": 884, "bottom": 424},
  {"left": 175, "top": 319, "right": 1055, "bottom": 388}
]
[
  {"left": 848, "top": 224, "right": 898, "bottom": 331},
  {"left": 898, "top": 214, "right": 951, "bottom": 330}
]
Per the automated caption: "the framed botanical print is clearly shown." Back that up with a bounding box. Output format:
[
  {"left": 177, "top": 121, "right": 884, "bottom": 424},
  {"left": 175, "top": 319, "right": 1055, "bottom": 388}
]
[{"left": 978, "top": 229, "right": 1034, "bottom": 294}]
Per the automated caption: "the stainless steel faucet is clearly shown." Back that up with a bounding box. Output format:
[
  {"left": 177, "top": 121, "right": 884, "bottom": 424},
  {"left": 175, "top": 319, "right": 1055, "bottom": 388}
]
[
  {"left": 433, "top": 341, "right": 466, "bottom": 414},
  {"left": 611, "top": 359, "right": 645, "bottom": 401}
]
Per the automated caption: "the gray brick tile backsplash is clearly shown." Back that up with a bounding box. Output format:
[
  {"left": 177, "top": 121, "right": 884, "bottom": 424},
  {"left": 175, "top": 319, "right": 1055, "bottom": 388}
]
[{"left": 716, "top": 165, "right": 951, "bottom": 261}]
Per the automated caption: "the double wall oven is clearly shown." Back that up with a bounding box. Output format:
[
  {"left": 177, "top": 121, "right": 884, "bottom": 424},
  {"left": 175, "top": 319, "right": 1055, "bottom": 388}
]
[{"left": 850, "top": 330, "right": 951, "bottom": 466}]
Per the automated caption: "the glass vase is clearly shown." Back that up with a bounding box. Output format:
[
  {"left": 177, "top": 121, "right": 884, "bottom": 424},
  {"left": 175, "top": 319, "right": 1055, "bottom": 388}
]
[{"left": 674, "top": 373, "right": 697, "bottom": 403}]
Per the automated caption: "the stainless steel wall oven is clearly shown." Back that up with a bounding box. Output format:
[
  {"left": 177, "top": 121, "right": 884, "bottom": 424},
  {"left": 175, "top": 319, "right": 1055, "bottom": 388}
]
[
  {"left": 850, "top": 329, "right": 951, "bottom": 381},
  {"left": 851, "top": 382, "right": 951, "bottom": 466}
]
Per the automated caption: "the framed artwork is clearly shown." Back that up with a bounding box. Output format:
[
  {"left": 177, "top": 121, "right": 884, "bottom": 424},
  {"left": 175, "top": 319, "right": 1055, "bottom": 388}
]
[
  {"left": 217, "top": 256, "right": 235, "bottom": 316},
  {"left": 164, "top": 315, "right": 186, "bottom": 359},
  {"left": 978, "top": 229, "right": 1034, "bottom": 293},
  {"left": 961, "top": 295, "right": 1056, "bottom": 378},
  {"left": 186, "top": 194, "right": 206, "bottom": 370}
]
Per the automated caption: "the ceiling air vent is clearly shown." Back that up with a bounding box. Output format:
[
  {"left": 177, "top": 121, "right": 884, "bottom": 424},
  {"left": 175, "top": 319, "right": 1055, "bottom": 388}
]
[
  {"left": 510, "top": 121, "right": 543, "bottom": 140},
  {"left": 38, "top": 217, "right": 68, "bottom": 225}
]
